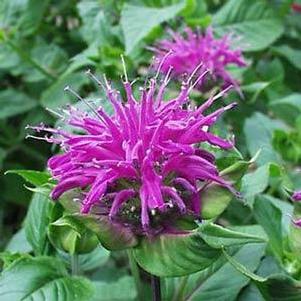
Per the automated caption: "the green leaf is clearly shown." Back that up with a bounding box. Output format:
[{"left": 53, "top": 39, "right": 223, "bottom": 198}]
[
  {"left": 91, "top": 277, "right": 137, "bottom": 301},
  {"left": 5, "top": 229, "right": 32, "bottom": 253},
  {"left": 121, "top": 2, "right": 185, "bottom": 54},
  {"left": 133, "top": 228, "right": 221, "bottom": 277},
  {"left": 66, "top": 44, "right": 97, "bottom": 74},
  {"left": 24, "top": 193, "right": 54, "bottom": 255},
  {"left": 244, "top": 113, "right": 284, "bottom": 166},
  {"left": 0, "top": 0, "right": 50, "bottom": 36},
  {"left": 213, "top": 0, "right": 284, "bottom": 51},
  {"left": 58, "top": 245, "right": 110, "bottom": 272},
  {"left": 200, "top": 223, "right": 267, "bottom": 248},
  {"left": 0, "top": 252, "right": 29, "bottom": 269},
  {"left": 188, "top": 243, "right": 266, "bottom": 301},
  {"left": 77, "top": 1, "right": 111, "bottom": 45},
  {"left": 289, "top": 201, "right": 301, "bottom": 254},
  {"left": 70, "top": 215, "right": 138, "bottom": 251},
  {"left": 41, "top": 72, "right": 89, "bottom": 109},
  {"left": 241, "top": 162, "right": 287, "bottom": 207},
  {"left": 0, "top": 257, "right": 94, "bottom": 301},
  {"left": 0, "top": 89, "right": 36, "bottom": 119},
  {"left": 202, "top": 157, "right": 252, "bottom": 219},
  {"left": 273, "top": 45, "right": 301, "bottom": 70},
  {"left": 201, "top": 184, "right": 234, "bottom": 219},
  {"left": 272, "top": 129, "right": 301, "bottom": 163},
  {"left": 241, "top": 82, "right": 271, "bottom": 103},
  {"left": 240, "top": 164, "right": 270, "bottom": 206},
  {"left": 48, "top": 215, "right": 100, "bottom": 254},
  {"left": 18, "top": 0, "right": 50, "bottom": 36},
  {"left": 5, "top": 170, "right": 52, "bottom": 187},
  {"left": 261, "top": 194, "right": 293, "bottom": 234},
  {"left": 223, "top": 249, "right": 301, "bottom": 300},
  {"left": 270, "top": 93, "right": 301, "bottom": 126},
  {"left": 254, "top": 195, "right": 283, "bottom": 261},
  {"left": 24, "top": 42, "right": 68, "bottom": 82},
  {"left": 222, "top": 248, "right": 266, "bottom": 282},
  {"left": 76, "top": 247, "right": 110, "bottom": 272}
]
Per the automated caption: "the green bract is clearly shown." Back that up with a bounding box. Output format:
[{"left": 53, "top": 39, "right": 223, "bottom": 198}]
[{"left": 48, "top": 215, "right": 100, "bottom": 254}]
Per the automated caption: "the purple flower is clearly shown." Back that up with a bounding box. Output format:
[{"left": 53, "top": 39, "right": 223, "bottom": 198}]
[
  {"left": 292, "top": 191, "right": 301, "bottom": 201},
  {"left": 152, "top": 27, "right": 246, "bottom": 91},
  {"left": 28, "top": 64, "right": 238, "bottom": 235}
]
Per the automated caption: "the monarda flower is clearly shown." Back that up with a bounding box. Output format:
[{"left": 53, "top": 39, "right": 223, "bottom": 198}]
[
  {"left": 27, "top": 62, "right": 238, "bottom": 236},
  {"left": 152, "top": 27, "right": 246, "bottom": 91}
]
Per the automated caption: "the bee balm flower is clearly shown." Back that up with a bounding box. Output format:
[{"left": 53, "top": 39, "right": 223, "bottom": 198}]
[
  {"left": 27, "top": 62, "right": 238, "bottom": 236},
  {"left": 152, "top": 27, "right": 246, "bottom": 91},
  {"left": 292, "top": 191, "right": 301, "bottom": 201}
]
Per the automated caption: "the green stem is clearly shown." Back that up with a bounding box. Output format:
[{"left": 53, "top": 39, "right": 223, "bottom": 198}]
[
  {"left": 172, "top": 276, "right": 189, "bottom": 301},
  {"left": 5, "top": 38, "right": 56, "bottom": 81},
  {"left": 151, "top": 274, "right": 161, "bottom": 301},
  {"left": 71, "top": 254, "right": 79, "bottom": 276},
  {"left": 127, "top": 250, "right": 142, "bottom": 300}
]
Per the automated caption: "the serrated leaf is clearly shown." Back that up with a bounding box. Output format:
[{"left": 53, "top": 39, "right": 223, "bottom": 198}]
[{"left": 121, "top": 2, "right": 185, "bottom": 54}]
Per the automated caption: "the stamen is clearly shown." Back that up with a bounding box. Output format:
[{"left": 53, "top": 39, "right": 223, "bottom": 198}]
[
  {"left": 120, "top": 54, "right": 129, "bottom": 83},
  {"left": 155, "top": 49, "right": 173, "bottom": 79},
  {"left": 164, "top": 66, "right": 173, "bottom": 85},
  {"left": 45, "top": 107, "right": 64, "bottom": 118},
  {"left": 85, "top": 69, "right": 105, "bottom": 89},
  {"left": 212, "top": 85, "right": 233, "bottom": 101},
  {"left": 188, "top": 69, "right": 210, "bottom": 92},
  {"left": 64, "top": 85, "right": 102, "bottom": 120},
  {"left": 103, "top": 74, "right": 111, "bottom": 91},
  {"left": 187, "top": 61, "right": 204, "bottom": 84}
]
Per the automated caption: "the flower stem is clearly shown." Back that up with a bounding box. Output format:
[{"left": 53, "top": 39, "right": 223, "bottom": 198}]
[
  {"left": 172, "top": 276, "right": 188, "bottom": 301},
  {"left": 71, "top": 254, "right": 79, "bottom": 276},
  {"left": 151, "top": 274, "right": 161, "bottom": 301},
  {"left": 127, "top": 250, "right": 142, "bottom": 300}
]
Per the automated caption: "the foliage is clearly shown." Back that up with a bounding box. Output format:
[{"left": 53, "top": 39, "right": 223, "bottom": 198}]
[{"left": 1, "top": 0, "right": 301, "bottom": 300}]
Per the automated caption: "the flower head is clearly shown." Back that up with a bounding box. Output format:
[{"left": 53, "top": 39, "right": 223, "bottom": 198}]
[
  {"left": 292, "top": 191, "right": 301, "bottom": 201},
  {"left": 27, "top": 63, "right": 238, "bottom": 235},
  {"left": 152, "top": 27, "right": 246, "bottom": 91}
]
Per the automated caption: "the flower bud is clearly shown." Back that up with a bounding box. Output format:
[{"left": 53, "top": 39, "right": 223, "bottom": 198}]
[{"left": 48, "top": 215, "right": 99, "bottom": 254}]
